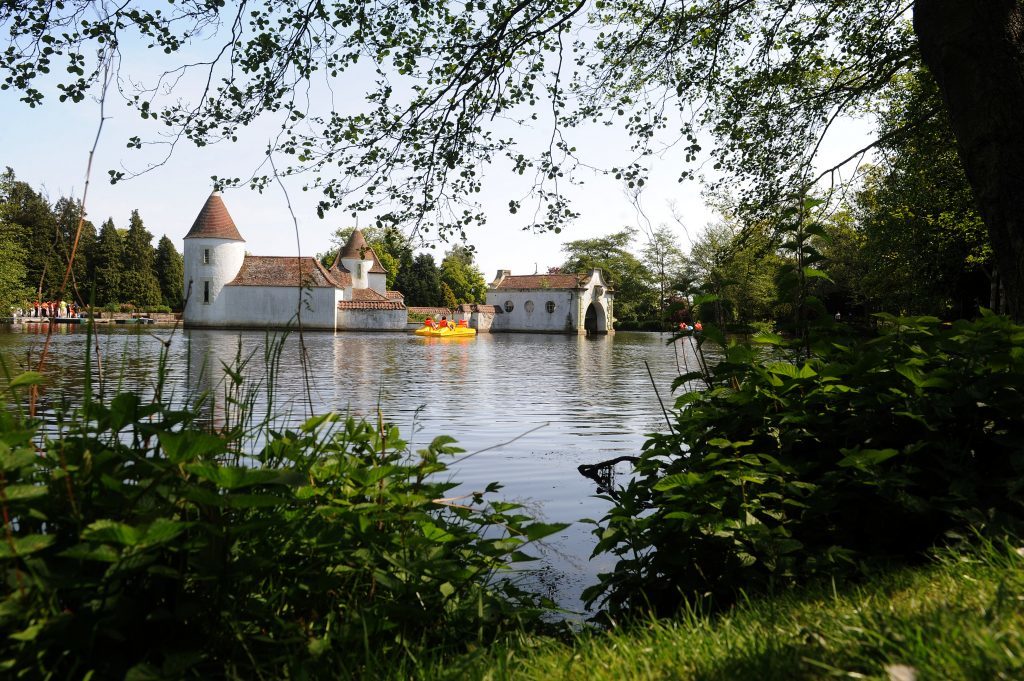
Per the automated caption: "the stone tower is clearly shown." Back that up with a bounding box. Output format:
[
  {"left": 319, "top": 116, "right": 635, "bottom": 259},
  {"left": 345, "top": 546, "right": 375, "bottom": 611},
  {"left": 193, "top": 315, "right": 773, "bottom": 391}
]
[{"left": 182, "top": 190, "right": 246, "bottom": 326}]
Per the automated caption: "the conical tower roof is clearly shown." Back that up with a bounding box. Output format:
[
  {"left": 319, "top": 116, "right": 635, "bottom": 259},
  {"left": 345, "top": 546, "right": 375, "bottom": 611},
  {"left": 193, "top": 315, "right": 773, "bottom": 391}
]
[
  {"left": 338, "top": 229, "right": 372, "bottom": 260},
  {"left": 337, "top": 229, "right": 387, "bottom": 273},
  {"left": 184, "top": 191, "right": 244, "bottom": 241}
]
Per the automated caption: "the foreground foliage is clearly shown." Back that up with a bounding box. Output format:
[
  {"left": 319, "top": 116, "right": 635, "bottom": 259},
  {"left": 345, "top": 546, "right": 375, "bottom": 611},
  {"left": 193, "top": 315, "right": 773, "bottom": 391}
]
[
  {"left": 0, "top": 372, "right": 564, "bottom": 678},
  {"left": 587, "top": 312, "right": 1024, "bottom": 615}
]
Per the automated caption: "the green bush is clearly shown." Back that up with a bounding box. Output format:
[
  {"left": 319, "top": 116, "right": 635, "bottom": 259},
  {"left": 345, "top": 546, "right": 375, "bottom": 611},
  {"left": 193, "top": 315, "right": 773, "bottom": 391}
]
[
  {"left": 585, "top": 312, "right": 1024, "bottom": 616},
  {"left": 0, "top": 374, "right": 563, "bottom": 677}
]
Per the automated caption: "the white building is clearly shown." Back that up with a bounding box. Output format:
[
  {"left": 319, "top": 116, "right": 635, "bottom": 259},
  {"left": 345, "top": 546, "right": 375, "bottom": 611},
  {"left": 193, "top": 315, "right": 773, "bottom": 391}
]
[
  {"left": 182, "top": 191, "right": 406, "bottom": 330},
  {"left": 483, "top": 269, "right": 614, "bottom": 334}
]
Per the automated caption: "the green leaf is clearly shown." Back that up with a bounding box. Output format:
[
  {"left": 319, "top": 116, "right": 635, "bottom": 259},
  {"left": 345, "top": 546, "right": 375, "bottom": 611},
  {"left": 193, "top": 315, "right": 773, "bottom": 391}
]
[
  {"left": 83, "top": 520, "right": 143, "bottom": 546},
  {"left": 3, "top": 484, "right": 45, "bottom": 502},
  {"left": 653, "top": 472, "right": 704, "bottom": 491},
  {"left": 0, "top": 533, "right": 55, "bottom": 558},
  {"left": 8, "top": 372, "right": 44, "bottom": 388},
  {"left": 523, "top": 522, "right": 570, "bottom": 542},
  {"left": 766, "top": 362, "right": 798, "bottom": 378},
  {"left": 838, "top": 448, "right": 900, "bottom": 468}
]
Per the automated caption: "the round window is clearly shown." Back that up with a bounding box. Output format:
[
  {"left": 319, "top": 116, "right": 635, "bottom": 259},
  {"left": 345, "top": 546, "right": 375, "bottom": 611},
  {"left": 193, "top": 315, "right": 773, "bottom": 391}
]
[
  {"left": 504, "top": 300, "right": 514, "bottom": 312},
  {"left": 524, "top": 300, "right": 535, "bottom": 314},
  {"left": 545, "top": 300, "right": 556, "bottom": 313}
]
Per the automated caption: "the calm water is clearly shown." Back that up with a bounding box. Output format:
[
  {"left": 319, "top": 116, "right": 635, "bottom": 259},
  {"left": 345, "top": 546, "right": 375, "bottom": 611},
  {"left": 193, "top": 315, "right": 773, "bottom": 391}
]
[{"left": 0, "top": 324, "right": 709, "bottom": 612}]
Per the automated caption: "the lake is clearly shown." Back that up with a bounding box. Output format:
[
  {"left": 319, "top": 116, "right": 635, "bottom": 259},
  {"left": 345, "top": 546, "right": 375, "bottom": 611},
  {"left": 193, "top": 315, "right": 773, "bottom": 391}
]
[{"left": 0, "top": 324, "right": 709, "bottom": 613}]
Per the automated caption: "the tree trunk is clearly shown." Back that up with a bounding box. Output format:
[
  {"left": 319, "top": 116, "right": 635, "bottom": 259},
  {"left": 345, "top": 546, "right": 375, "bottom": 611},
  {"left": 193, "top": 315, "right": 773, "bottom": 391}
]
[{"left": 915, "top": 0, "right": 1024, "bottom": 319}]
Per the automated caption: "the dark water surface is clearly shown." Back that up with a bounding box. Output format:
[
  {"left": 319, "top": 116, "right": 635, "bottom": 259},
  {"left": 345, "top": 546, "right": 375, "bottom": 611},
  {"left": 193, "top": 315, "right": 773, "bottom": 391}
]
[{"left": 0, "top": 324, "right": 709, "bottom": 612}]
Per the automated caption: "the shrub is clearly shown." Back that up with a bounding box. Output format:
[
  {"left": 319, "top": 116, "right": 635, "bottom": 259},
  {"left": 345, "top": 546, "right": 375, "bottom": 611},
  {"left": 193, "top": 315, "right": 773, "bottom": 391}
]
[
  {"left": 0, "top": 371, "right": 563, "bottom": 677},
  {"left": 585, "top": 312, "right": 1024, "bottom": 616}
]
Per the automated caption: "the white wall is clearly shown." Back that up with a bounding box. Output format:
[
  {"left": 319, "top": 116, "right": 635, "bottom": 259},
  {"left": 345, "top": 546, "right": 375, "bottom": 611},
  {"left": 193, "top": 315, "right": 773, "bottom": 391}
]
[
  {"left": 187, "top": 285, "right": 337, "bottom": 330},
  {"left": 183, "top": 237, "right": 246, "bottom": 327},
  {"left": 367, "top": 271, "right": 387, "bottom": 293},
  {"left": 340, "top": 257, "right": 373, "bottom": 289},
  {"left": 487, "top": 290, "right": 579, "bottom": 333},
  {"left": 336, "top": 308, "right": 407, "bottom": 330}
]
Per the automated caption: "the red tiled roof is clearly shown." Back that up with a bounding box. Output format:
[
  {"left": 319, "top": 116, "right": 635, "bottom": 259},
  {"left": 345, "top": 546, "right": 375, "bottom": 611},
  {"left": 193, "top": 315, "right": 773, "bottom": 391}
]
[
  {"left": 351, "top": 288, "right": 388, "bottom": 302},
  {"left": 385, "top": 290, "right": 404, "bottom": 300},
  {"left": 185, "top": 191, "right": 244, "bottom": 241},
  {"left": 226, "top": 255, "right": 342, "bottom": 288},
  {"left": 336, "top": 287, "right": 406, "bottom": 310},
  {"left": 493, "top": 273, "right": 587, "bottom": 289},
  {"left": 337, "top": 299, "right": 406, "bottom": 310}
]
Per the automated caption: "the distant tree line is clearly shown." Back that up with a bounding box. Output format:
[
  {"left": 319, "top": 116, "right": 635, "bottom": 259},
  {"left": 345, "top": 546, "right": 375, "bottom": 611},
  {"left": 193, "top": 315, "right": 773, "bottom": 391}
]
[{"left": 0, "top": 167, "right": 183, "bottom": 314}]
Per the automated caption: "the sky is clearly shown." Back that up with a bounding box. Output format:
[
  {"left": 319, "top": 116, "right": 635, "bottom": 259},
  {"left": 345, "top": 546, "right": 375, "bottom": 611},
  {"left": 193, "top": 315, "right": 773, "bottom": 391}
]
[{"left": 0, "top": 12, "right": 871, "bottom": 284}]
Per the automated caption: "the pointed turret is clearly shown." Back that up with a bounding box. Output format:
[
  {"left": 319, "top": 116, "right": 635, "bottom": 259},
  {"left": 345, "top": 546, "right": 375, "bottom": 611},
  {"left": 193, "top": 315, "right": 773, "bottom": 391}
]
[{"left": 184, "top": 190, "right": 244, "bottom": 241}]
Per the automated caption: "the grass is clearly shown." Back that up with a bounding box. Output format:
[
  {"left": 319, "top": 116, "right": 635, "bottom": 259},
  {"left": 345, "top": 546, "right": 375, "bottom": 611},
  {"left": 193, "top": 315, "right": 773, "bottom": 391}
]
[{"left": 392, "top": 539, "right": 1024, "bottom": 680}]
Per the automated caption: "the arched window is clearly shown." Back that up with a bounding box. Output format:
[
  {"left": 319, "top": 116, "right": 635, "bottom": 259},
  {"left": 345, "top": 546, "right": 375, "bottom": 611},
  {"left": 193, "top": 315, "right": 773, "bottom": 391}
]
[
  {"left": 504, "top": 300, "right": 514, "bottom": 312},
  {"left": 545, "top": 301, "right": 556, "bottom": 313}
]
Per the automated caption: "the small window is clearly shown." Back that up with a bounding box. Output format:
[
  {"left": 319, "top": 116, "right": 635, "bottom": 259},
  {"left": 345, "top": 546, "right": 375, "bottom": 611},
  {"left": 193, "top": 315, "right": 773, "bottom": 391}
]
[
  {"left": 203, "top": 248, "right": 210, "bottom": 264},
  {"left": 546, "top": 300, "right": 556, "bottom": 313},
  {"left": 524, "top": 300, "right": 535, "bottom": 314},
  {"left": 504, "top": 300, "right": 514, "bottom": 312},
  {"left": 203, "top": 280, "right": 210, "bottom": 304}
]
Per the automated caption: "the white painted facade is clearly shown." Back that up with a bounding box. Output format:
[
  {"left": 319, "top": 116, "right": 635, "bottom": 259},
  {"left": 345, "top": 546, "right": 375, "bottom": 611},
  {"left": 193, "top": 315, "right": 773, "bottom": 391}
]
[
  {"left": 182, "top": 236, "right": 246, "bottom": 326},
  {"left": 182, "top": 192, "right": 406, "bottom": 331},
  {"left": 486, "top": 269, "right": 614, "bottom": 335},
  {"left": 186, "top": 286, "right": 341, "bottom": 330}
]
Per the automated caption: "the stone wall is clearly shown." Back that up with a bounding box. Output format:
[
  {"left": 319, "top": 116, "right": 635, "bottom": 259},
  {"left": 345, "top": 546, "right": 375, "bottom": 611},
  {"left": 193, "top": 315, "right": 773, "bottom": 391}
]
[
  {"left": 336, "top": 308, "right": 407, "bottom": 331},
  {"left": 186, "top": 286, "right": 338, "bottom": 330}
]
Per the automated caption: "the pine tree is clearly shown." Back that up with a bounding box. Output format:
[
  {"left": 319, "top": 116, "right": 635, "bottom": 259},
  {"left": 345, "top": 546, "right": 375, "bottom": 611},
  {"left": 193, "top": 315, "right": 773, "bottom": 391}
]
[
  {"left": 51, "top": 196, "right": 96, "bottom": 301},
  {"left": 0, "top": 170, "right": 30, "bottom": 312},
  {"left": 93, "top": 218, "right": 123, "bottom": 306},
  {"left": 154, "top": 235, "right": 184, "bottom": 310},
  {"left": 120, "top": 209, "right": 161, "bottom": 308},
  {"left": 3, "top": 169, "right": 60, "bottom": 300}
]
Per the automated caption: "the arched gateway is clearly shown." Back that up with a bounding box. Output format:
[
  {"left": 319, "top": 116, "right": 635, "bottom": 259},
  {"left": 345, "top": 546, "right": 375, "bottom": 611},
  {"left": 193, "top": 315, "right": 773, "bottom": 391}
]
[{"left": 584, "top": 301, "right": 610, "bottom": 335}]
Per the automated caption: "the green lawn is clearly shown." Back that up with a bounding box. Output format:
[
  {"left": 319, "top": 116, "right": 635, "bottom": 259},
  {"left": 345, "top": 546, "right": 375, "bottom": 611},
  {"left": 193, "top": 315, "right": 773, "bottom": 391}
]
[{"left": 395, "top": 540, "right": 1024, "bottom": 680}]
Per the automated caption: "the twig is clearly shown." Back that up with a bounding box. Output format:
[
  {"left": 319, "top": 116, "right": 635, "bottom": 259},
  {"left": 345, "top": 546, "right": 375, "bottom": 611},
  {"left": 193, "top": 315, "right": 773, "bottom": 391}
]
[
  {"left": 451, "top": 422, "right": 549, "bottom": 465},
  {"left": 644, "top": 359, "right": 674, "bottom": 434}
]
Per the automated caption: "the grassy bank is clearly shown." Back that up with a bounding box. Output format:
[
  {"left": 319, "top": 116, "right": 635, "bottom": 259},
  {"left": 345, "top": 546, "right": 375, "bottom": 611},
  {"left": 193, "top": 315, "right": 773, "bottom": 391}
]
[{"left": 406, "top": 540, "right": 1024, "bottom": 680}]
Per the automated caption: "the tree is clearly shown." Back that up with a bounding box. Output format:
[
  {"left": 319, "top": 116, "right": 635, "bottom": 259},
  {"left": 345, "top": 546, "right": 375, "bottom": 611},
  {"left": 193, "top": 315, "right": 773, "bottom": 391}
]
[
  {"left": 2, "top": 169, "right": 59, "bottom": 300},
  {"left": 0, "top": 171, "right": 30, "bottom": 312},
  {"left": 852, "top": 70, "right": 991, "bottom": 318},
  {"left": 5, "top": 2, "right": 1024, "bottom": 313},
  {"left": 439, "top": 246, "right": 487, "bottom": 304},
  {"left": 687, "top": 219, "right": 783, "bottom": 327},
  {"left": 641, "top": 225, "right": 687, "bottom": 325},
  {"left": 119, "top": 210, "right": 161, "bottom": 308},
  {"left": 51, "top": 196, "right": 96, "bottom": 300},
  {"left": 561, "top": 229, "right": 657, "bottom": 325},
  {"left": 398, "top": 254, "right": 445, "bottom": 307},
  {"left": 154, "top": 235, "right": 184, "bottom": 310},
  {"left": 92, "top": 218, "right": 123, "bottom": 306}
]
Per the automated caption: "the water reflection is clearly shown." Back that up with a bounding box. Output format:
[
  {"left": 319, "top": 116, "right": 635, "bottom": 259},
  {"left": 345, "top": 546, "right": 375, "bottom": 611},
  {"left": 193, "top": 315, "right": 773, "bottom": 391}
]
[{"left": 0, "top": 324, "right": 708, "bottom": 611}]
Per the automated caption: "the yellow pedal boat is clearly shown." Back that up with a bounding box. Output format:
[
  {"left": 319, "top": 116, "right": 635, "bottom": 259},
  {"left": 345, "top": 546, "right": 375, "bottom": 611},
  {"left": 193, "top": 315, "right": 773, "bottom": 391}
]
[{"left": 414, "top": 322, "right": 477, "bottom": 337}]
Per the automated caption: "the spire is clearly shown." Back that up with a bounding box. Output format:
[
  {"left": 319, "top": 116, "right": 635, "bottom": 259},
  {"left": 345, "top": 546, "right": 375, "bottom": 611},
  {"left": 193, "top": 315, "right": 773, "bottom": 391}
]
[
  {"left": 338, "top": 229, "right": 388, "bottom": 274},
  {"left": 184, "top": 190, "right": 244, "bottom": 241},
  {"left": 339, "top": 228, "right": 371, "bottom": 260}
]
